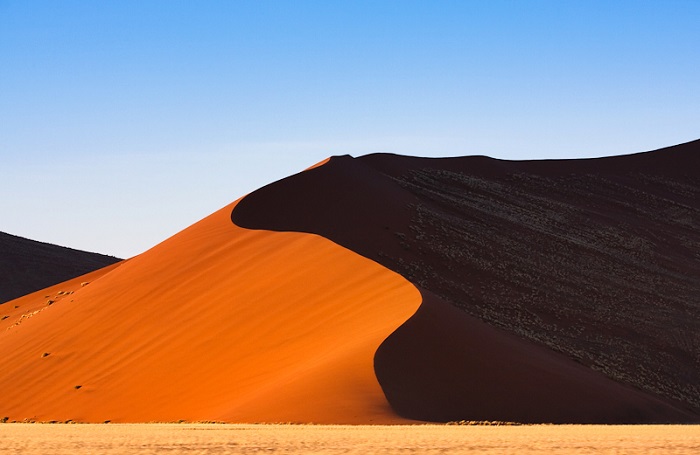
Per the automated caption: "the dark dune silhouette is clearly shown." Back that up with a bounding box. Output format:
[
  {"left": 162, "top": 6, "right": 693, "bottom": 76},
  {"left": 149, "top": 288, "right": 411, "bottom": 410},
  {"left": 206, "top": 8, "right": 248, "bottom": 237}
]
[
  {"left": 232, "top": 139, "right": 700, "bottom": 423},
  {"left": 0, "top": 231, "right": 121, "bottom": 304}
]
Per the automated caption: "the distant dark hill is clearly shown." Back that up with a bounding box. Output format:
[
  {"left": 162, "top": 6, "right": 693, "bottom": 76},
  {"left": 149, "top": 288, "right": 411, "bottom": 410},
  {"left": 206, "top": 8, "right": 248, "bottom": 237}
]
[
  {"left": 232, "top": 139, "right": 700, "bottom": 423},
  {"left": 0, "top": 231, "right": 121, "bottom": 304}
]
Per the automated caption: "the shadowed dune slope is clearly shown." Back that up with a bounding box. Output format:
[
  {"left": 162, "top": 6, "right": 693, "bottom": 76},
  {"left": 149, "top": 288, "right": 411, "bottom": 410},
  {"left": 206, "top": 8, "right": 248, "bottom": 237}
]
[
  {"left": 375, "top": 290, "right": 697, "bottom": 423},
  {"left": 0, "top": 198, "right": 421, "bottom": 423},
  {"left": 232, "top": 139, "right": 700, "bottom": 423},
  {"left": 0, "top": 231, "right": 121, "bottom": 304}
]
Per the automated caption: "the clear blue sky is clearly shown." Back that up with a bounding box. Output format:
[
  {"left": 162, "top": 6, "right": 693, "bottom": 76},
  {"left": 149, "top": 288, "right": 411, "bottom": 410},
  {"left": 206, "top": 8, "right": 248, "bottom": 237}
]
[{"left": 1, "top": 1, "right": 698, "bottom": 258}]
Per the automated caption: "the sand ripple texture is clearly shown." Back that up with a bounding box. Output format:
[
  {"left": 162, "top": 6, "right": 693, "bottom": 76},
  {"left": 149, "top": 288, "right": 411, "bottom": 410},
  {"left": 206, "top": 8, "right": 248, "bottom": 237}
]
[{"left": 1, "top": 424, "right": 699, "bottom": 455}]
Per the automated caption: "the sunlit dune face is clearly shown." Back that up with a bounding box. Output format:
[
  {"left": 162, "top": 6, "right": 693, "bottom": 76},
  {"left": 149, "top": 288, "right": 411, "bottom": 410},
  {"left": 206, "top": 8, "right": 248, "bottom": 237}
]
[{"left": 0, "top": 200, "right": 420, "bottom": 423}]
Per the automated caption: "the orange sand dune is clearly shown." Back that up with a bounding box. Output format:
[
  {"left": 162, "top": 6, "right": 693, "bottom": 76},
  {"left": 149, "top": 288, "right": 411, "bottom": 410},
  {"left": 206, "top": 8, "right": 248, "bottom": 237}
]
[
  {"left": 5, "top": 140, "right": 697, "bottom": 424},
  {"left": 0, "top": 199, "right": 420, "bottom": 423}
]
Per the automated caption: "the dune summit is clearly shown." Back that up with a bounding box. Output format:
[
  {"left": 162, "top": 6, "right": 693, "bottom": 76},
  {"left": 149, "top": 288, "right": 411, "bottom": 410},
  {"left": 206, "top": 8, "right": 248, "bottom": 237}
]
[{"left": 1, "top": 140, "right": 699, "bottom": 424}]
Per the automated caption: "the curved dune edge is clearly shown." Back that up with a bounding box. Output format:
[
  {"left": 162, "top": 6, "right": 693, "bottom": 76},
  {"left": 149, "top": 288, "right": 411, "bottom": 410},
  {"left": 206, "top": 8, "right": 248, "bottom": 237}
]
[
  {"left": 0, "top": 198, "right": 421, "bottom": 423},
  {"left": 231, "top": 152, "right": 700, "bottom": 423}
]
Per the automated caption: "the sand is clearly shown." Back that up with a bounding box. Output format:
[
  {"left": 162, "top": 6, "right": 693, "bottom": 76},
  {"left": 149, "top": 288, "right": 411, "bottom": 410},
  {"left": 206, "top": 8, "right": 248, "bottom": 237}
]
[
  {"left": 0, "top": 195, "right": 420, "bottom": 423},
  {"left": 0, "top": 424, "right": 699, "bottom": 455}
]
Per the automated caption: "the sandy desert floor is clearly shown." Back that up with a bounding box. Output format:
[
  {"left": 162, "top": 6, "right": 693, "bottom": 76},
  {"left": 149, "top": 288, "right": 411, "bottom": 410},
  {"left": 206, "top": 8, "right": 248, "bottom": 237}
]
[{"left": 1, "top": 424, "right": 699, "bottom": 454}]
